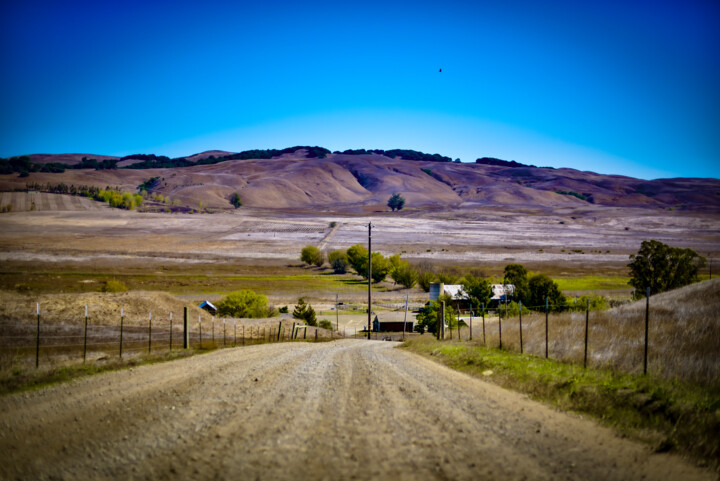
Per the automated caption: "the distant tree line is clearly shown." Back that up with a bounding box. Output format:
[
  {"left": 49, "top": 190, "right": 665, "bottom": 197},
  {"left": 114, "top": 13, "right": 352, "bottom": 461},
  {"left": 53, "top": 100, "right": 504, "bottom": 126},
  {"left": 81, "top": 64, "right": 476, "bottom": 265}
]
[
  {"left": 334, "top": 148, "right": 452, "bottom": 163},
  {"left": 0, "top": 156, "right": 118, "bottom": 176},
  {"left": 1, "top": 147, "right": 455, "bottom": 176},
  {"left": 24, "top": 182, "right": 143, "bottom": 210},
  {"left": 121, "top": 146, "right": 331, "bottom": 169},
  {"left": 475, "top": 157, "right": 535, "bottom": 168},
  {"left": 556, "top": 190, "right": 593, "bottom": 203}
]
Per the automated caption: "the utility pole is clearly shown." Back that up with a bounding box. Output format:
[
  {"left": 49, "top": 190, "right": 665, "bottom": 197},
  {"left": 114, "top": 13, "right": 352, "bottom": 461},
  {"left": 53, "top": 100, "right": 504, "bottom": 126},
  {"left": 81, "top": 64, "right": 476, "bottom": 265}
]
[{"left": 367, "top": 222, "right": 372, "bottom": 340}]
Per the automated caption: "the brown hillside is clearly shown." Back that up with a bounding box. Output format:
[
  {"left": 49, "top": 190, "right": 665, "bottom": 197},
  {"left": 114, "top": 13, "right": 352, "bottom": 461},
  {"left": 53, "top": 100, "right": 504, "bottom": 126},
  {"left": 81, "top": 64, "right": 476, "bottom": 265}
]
[{"left": 3, "top": 149, "right": 719, "bottom": 213}]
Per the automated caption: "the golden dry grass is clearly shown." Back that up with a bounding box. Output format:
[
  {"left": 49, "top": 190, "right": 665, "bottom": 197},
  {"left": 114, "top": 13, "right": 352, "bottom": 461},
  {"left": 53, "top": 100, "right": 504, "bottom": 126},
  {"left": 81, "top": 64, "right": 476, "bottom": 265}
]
[{"left": 458, "top": 278, "right": 720, "bottom": 385}]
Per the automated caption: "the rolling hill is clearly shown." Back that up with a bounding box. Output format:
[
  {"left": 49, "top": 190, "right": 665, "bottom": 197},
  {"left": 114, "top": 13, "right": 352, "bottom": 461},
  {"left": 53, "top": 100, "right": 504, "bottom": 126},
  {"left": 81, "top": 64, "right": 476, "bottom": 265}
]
[{"left": 2, "top": 148, "right": 719, "bottom": 213}]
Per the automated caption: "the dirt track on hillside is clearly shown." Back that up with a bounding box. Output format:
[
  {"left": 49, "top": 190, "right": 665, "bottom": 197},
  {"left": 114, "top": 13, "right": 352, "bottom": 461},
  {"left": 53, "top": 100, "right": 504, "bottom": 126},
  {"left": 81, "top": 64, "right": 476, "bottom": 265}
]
[{"left": 0, "top": 341, "right": 712, "bottom": 481}]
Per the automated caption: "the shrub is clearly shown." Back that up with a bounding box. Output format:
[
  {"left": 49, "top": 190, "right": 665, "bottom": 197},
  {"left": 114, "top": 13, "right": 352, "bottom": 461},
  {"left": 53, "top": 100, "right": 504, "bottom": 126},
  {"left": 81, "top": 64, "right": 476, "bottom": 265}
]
[
  {"left": 101, "top": 279, "right": 128, "bottom": 293},
  {"left": 217, "top": 290, "right": 275, "bottom": 318},
  {"left": 328, "top": 249, "right": 348, "bottom": 274},
  {"left": 229, "top": 192, "right": 242, "bottom": 208},
  {"left": 279, "top": 306, "right": 289, "bottom": 313},
  {"left": 319, "top": 320, "right": 333, "bottom": 330},
  {"left": 300, "top": 245, "right": 324, "bottom": 267}
]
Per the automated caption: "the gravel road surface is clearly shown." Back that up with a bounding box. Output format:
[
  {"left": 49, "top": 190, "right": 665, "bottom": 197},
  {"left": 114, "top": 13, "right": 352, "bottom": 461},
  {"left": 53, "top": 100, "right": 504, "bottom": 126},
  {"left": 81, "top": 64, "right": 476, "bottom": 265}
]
[{"left": 0, "top": 340, "right": 712, "bottom": 480}]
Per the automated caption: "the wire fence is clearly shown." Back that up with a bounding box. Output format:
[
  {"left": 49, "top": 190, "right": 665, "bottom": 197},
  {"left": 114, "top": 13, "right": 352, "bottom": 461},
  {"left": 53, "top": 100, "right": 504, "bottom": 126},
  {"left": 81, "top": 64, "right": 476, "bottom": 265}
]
[
  {"left": 0, "top": 308, "right": 344, "bottom": 369},
  {"left": 429, "top": 292, "right": 720, "bottom": 385}
]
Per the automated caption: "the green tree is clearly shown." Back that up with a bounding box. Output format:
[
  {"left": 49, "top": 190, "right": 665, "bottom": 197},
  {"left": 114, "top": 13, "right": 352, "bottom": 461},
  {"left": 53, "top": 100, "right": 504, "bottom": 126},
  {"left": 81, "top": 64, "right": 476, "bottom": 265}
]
[
  {"left": 300, "top": 245, "right": 324, "bottom": 267},
  {"left": 416, "top": 297, "right": 457, "bottom": 335},
  {"left": 319, "top": 319, "right": 333, "bottom": 330},
  {"left": 292, "top": 297, "right": 317, "bottom": 326},
  {"left": 628, "top": 240, "right": 706, "bottom": 298},
  {"left": 391, "top": 259, "right": 418, "bottom": 288},
  {"left": 346, "top": 244, "right": 368, "bottom": 274},
  {"left": 504, "top": 264, "right": 529, "bottom": 303},
  {"left": 387, "top": 193, "right": 406, "bottom": 211},
  {"left": 328, "top": 249, "right": 348, "bottom": 274},
  {"left": 417, "top": 270, "right": 435, "bottom": 292},
  {"left": 527, "top": 274, "right": 566, "bottom": 312},
  {"left": 461, "top": 275, "right": 492, "bottom": 311},
  {"left": 217, "top": 290, "right": 275, "bottom": 318},
  {"left": 362, "top": 252, "right": 391, "bottom": 283},
  {"left": 229, "top": 192, "right": 242, "bottom": 208}
]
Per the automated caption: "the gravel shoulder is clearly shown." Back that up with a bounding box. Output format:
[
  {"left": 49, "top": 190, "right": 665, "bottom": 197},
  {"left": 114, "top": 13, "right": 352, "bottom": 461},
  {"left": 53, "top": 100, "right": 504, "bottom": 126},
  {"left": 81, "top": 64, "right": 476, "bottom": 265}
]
[{"left": 0, "top": 340, "right": 713, "bottom": 481}]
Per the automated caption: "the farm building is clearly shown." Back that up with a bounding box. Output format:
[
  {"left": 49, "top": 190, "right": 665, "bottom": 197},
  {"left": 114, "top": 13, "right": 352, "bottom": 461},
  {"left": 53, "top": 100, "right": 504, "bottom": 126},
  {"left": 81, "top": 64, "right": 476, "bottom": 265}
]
[
  {"left": 372, "top": 317, "right": 414, "bottom": 332},
  {"left": 429, "top": 282, "right": 516, "bottom": 312},
  {"left": 198, "top": 300, "right": 218, "bottom": 314},
  {"left": 491, "top": 284, "right": 515, "bottom": 302},
  {"left": 429, "top": 283, "right": 472, "bottom": 313}
]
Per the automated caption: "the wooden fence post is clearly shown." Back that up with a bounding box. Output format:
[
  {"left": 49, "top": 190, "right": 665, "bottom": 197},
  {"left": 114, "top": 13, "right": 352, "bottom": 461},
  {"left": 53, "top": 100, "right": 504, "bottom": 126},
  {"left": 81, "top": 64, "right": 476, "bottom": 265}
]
[
  {"left": 277, "top": 322, "right": 283, "bottom": 342},
  {"left": 120, "top": 307, "right": 124, "bottom": 358},
  {"left": 183, "top": 307, "right": 189, "bottom": 349},
  {"left": 198, "top": 315, "right": 203, "bottom": 348},
  {"left": 223, "top": 319, "right": 226, "bottom": 347},
  {"left": 148, "top": 312, "right": 152, "bottom": 353},
  {"left": 500, "top": 298, "right": 505, "bottom": 349},
  {"left": 169, "top": 312, "right": 173, "bottom": 352},
  {"left": 545, "top": 297, "right": 549, "bottom": 359},
  {"left": 644, "top": 287, "right": 650, "bottom": 375},
  {"left": 482, "top": 304, "right": 486, "bottom": 346},
  {"left": 35, "top": 303, "right": 40, "bottom": 368},
  {"left": 519, "top": 301, "right": 523, "bottom": 354},
  {"left": 584, "top": 298, "right": 589, "bottom": 369},
  {"left": 83, "top": 305, "right": 88, "bottom": 363}
]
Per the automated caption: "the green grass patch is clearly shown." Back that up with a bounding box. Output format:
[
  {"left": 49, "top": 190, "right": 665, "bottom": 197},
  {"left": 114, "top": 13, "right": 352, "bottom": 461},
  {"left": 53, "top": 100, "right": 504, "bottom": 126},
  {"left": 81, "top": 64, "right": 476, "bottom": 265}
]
[
  {"left": 554, "top": 275, "right": 631, "bottom": 292},
  {"left": 401, "top": 336, "right": 720, "bottom": 472}
]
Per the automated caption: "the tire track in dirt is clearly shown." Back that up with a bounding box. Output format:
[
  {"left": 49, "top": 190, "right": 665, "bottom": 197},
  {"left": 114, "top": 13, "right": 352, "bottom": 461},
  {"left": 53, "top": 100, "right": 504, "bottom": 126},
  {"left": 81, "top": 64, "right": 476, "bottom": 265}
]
[{"left": 0, "top": 341, "right": 713, "bottom": 481}]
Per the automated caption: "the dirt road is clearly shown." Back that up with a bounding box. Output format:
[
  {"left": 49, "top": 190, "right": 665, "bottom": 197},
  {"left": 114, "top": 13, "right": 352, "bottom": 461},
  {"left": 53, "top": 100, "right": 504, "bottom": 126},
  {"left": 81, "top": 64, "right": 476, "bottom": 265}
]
[{"left": 0, "top": 341, "right": 712, "bottom": 480}]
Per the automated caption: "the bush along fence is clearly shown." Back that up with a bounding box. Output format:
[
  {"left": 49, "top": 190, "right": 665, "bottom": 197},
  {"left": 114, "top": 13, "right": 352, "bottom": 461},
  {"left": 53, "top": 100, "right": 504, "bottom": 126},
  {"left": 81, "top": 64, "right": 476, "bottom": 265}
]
[
  {"left": 0, "top": 305, "right": 342, "bottom": 368},
  {"left": 432, "top": 287, "right": 693, "bottom": 382}
]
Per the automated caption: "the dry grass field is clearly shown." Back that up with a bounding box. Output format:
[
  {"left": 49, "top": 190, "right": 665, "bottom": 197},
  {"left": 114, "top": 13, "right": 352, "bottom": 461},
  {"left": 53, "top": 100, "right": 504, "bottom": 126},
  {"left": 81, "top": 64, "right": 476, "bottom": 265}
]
[{"left": 458, "top": 278, "right": 720, "bottom": 385}]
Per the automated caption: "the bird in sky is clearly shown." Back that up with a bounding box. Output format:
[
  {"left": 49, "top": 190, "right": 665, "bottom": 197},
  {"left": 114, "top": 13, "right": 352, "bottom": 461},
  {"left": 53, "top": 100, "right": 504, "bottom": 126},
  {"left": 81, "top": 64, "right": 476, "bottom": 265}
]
[{"left": 439, "top": 68, "right": 442, "bottom": 72}]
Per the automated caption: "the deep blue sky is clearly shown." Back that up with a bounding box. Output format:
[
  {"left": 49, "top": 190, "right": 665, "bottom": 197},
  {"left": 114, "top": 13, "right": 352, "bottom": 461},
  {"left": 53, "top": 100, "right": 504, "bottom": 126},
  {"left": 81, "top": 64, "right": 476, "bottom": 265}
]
[{"left": 1, "top": 0, "right": 719, "bottom": 180}]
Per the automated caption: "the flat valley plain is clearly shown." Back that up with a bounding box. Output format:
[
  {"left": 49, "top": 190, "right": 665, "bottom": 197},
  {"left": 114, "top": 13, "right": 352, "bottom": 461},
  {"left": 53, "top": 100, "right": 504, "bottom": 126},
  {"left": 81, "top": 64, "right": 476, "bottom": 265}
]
[{"left": 0, "top": 192, "right": 718, "bottom": 304}]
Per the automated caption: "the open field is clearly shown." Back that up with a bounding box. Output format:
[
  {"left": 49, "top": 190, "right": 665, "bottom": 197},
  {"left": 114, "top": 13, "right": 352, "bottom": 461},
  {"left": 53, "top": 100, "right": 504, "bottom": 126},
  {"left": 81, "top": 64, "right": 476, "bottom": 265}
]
[{"left": 0, "top": 196, "right": 717, "bottom": 303}]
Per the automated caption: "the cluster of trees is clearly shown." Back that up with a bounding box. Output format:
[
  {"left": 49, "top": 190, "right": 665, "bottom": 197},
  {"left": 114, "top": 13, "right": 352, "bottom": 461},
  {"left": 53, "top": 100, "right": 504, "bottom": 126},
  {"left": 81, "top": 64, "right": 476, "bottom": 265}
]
[
  {"left": 123, "top": 146, "right": 331, "bottom": 170},
  {"left": 334, "top": 148, "right": 453, "bottom": 163},
  {"left": 300, "top": 244, "right": 418, "bottom": 287},
  {"left": 24, "top": 182, "right": 143, "bottom": 210},
  {"left": 0, "top": 156, "right": 117, "bottom": 176},
  {"left": 556, "top": 190, "right": 593, "bottom": 203}
]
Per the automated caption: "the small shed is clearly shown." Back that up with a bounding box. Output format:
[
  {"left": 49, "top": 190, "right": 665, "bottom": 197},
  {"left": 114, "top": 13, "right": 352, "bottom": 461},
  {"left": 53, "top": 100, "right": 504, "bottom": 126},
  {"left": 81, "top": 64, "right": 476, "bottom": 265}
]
[
  {"left": 198, "top": 300, "right": 218, "bottom": 314},
  {"left": 373, "top": 318, "right": 414, "bottom": 332},
  {"left": 491, "top": 284, "right": 515, "bottom": 302}
]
